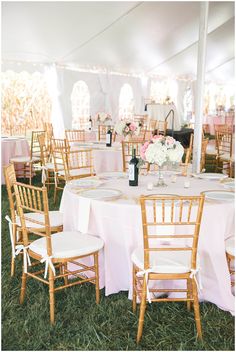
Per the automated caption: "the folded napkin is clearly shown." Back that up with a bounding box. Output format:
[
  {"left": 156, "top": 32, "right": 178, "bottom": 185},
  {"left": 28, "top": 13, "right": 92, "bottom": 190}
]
[{"left": 77, "top": 196, "right": 91, "bottom": 233}]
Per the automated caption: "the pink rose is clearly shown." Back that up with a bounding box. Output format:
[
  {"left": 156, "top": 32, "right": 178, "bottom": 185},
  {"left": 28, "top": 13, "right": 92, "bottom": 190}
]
[
  {"left": 140, "top": 141, "right": 150, "bottom": 160},
  {"left": 129, "top": 123, "right": 137, "bottom": 132},
  {"left": 152, "top": 134, "right": 163, "bottom": 142}
]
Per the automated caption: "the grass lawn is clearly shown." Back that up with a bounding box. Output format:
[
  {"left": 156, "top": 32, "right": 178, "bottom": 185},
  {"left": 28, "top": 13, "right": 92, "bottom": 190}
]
[{"left": 1, "top": 170, "right": 235, "bottom": 351}]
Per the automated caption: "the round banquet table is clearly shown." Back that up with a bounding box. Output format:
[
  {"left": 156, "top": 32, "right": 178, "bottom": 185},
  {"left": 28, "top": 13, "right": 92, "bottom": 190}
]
[
  {"left": 60, "top": 173, "right": 235, "bottom": 314},
  {"left": 72, "top": 142, "right": 123, "bottom": 174},
  {"left": 1, "top": 137, "right": 30, "bottom": 184}
]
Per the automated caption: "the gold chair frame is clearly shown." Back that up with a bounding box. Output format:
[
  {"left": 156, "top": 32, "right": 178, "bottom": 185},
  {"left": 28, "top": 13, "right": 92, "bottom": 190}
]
[
  {"left": 13, "top": 182, "right": 101, "bottom": 324},
  {"left": 133, "top": 194, "right": 205, "bottom": 342},
  {"left": 65, "top": 129, "right": 85, "bottom": 144}
]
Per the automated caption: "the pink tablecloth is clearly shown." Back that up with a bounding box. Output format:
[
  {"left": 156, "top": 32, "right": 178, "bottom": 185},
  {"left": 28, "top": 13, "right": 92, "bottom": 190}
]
[
  {"left": 60, "top": 174, "right": 235, "bottom": 314},
  {"left": 205, "top": 115, "right": 235, "bottom": 135},
  {"left": 1, "top": 137, "right": 30, "bottom": 184}
]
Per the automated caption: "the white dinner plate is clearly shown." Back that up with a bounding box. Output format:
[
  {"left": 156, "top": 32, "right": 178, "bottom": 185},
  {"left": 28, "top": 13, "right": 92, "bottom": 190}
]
[
  {"left": 79, "top": 188, "right": 122, "bottom": 200},
  {"left": 202, "top": 190, "right": 235, "bottom": 202},
  {"left": 192, "top": 173, "right": 228, "bottom": 180},
  {"left": 98, "top": 171, "right": 127, "bottom": 179},
  {"left": 68, "top": 179, "right": 103, "bottom": 188},
  {"left": 223, "top": 181, "right": 235, "bottom": 191}
]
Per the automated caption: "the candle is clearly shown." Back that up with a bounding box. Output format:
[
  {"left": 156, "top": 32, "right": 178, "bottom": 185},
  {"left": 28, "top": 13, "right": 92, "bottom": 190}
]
[
  {"left": 171, "top": 175, "right": 177, "bottom": 183},
  {"left": 184, "top": 180, "right": 190, "bottom": 188},
  {"left": 147, "top": 182, "right": 153, "bottom": 190}
]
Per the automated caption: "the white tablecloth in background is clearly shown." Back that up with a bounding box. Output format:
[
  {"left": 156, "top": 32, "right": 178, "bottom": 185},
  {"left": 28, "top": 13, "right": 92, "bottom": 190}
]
[
  {"left": 147, "top": 104, "right": 181, "bottom": 130},
  {"left": 1, "top": 137, "right": 30, "bottom": 184},
  {"left": 60, "top": 174, "right": 235, "bottom": 314}
]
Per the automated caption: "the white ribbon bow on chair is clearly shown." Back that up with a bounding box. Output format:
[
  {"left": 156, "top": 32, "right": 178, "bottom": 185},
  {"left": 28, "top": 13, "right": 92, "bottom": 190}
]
[
  {"left": 15, "top": 244, "right": 31, "bottom": 273},
  {"left": 137, "top": 268, "right": 154, "bottom": 304},
  {"left": 40, "top": 255, "right": 55, "bottom": 279},
  {"left": 34, "top": 165, "right": 48, "bottom": 185},
  {"left": 190, "top": 268, "right": 203, "bottom": 294}
]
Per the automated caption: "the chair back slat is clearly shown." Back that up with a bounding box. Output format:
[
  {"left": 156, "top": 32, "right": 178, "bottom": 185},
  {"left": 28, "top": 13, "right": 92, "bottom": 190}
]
[
  {"left": 31, "top": 130, "right": 46, "bottom": 159},
  {"left": 140, "top": 195, "right": 205, "bottom": 270},
  {"left": 13, "top": 182, "right": 52, "bottom": 253},
  {"left": 4, "top": 164, "right": 18, "bottom": 221},
  {"left": 98, "top": 125, "right": 114, "bottom": 141},
  {"left": 121, "top": 141, "right": 148, "bottom": 172},
  {"left": 65, "top": 129, "right": 85, "bottom": 143},
  {"left": 61, "top": 149, "right": 94, "bottom": 181},
  {"left": 216, "top": 130, "right": 233, "bottom": 157}
]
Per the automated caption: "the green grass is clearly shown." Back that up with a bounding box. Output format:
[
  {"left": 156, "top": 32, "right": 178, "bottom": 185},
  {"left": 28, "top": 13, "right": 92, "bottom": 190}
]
[{"left": 1, "top": 173, "right": 235, "bottom": 351}]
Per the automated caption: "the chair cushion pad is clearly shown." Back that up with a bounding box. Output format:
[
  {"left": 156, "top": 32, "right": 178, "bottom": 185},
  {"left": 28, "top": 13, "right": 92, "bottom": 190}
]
[
  {"left": 10, "top": 156, "right": 40, "bottom": 163},
  {"left": 131, "top": 247, "right": 191, "bottom": 274},
  {"left": 29, "top": 231, "right": 104, "bottom": 259},
  {"left": 16, "top": 210, "right": 63, "bottom": 229}
]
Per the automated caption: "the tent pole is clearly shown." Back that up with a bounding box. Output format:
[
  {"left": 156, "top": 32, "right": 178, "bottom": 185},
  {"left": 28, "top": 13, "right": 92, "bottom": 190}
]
[{"left": 192, "top": 1, "right": 209, "bottom": 173}]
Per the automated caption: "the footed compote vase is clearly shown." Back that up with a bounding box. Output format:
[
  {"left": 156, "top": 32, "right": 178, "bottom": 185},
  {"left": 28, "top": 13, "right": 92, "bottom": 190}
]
[{"left": 154, "top": 165, "right": 167, "bottom": 187}]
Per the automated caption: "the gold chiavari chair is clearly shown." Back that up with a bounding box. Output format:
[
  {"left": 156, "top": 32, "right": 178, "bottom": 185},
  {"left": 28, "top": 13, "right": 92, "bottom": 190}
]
[
  {"left": 156, "top": 120, "right": 167, "bottom": 136},
  {"left": 98, "top": 125, "right": 114, "bottom": 141},
  {"left": 215, "top": 130, "right": 234, "bottom": 177},
  {"left": 4, "top": 164, "right": 63, "bottom": 276},
  {"left": 214, "top": 124, "right": 233, "bottom": 134},
  {"left": 121, "top": 141, "right": 149, "bottom": 173},
  {"left": 61, "top": 149, "right": 94, "bottom": 182},
  {"left": 200, "top": 138, "right": 209, "bottom": 172},
  {"left": 147, "top": 119, "right": 158, "bottom": 131},
  {"left": 132, "top": 194, "right": 205, "bottom": 342},
  {"left": 10, "top": 130, "right": 45, "bottom": 184},
  {"left": 133, "top": 114, "right": 148, "bottom": 127},
  {"left": 13, "top": 181, "right": 104, "bottom": 324},
  {"left": 51, "top": 138, "right": 70, "bottom": 203},
  {"left": 38, "top": 134, "right": 55, "bottom": 188},
  {"left": 43, "top": 122, "right": 54, "bottom": 157},
  {"left": 225, "top": 237, "right": 235, "bottom": 288},
  {"left": 65, "top": 129, "right": 85, "bottom": 144},
  {"left": 129, "top": 126, "right": 147, "bottom": 143},
  {"left": 180, "top": 133, "right": 193, "bottom": 176}
]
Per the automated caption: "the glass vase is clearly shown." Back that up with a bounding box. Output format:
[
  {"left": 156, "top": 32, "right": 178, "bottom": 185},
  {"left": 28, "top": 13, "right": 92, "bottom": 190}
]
[{"left": 154, "top": 165, "right": 167, "bottom": 187}]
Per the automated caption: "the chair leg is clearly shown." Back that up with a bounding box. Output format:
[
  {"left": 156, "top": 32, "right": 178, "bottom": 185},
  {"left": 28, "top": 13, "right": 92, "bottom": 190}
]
[
  {"left": 54, "top": 186, "right": 57, "bottom": 204},
  {"left": 94, "top": 252, "right": 100, "bottom": 304},
  {"left": 132, "top": 265, "right": 137, "bottom": 313},
  {"left": 187, "top": 278, "right": 192, "bottom": 311},
  {"left": 11, "top": 256, "right": 15, "bottom": 277},
  {"left": 192, "top": 279, "right": 202, "bottom": 340},
  {"left": 49, "top": 268, "right": 55, "bottom": 325},
  {"left": 137, "top": 276, "right": 147, "bottom": 343},
  {"left": 20, "top": 271, "right": 27, "bottom": 304},
  {"left": 63, "top": 263, "right": 68, "bottom": 286},
  {"left": 29, "top": 163, "right": 32, "bottom": 185}
]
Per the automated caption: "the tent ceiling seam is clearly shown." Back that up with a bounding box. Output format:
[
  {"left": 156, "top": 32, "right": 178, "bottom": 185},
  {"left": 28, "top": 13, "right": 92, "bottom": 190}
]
[
  {"left": 59, "top": 2, "right": 143, "bottom": 61},
  {"left": 145, "top": 16, "right": 235, "bottom": 74}
]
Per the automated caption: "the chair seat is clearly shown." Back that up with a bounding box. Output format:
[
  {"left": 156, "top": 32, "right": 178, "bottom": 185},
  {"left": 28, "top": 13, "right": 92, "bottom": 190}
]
[
  {"left": 16, "top": 210, "right": 63, "bottom": 229},
  {"left": 10, "top": 156, "right": 40, "bottom": 163},
  {"left": 131, "top": 247, "right": 191, "bottom": 274},
  {"left": 29, "top": 231, "right": 104, "bottom": 259},
  {"left": 219, "top": 153, "right": 234, "bottom": 161},
  {"left": 225, "top": 237, "right": 235, "bottom": 257},
  {"left": 59, "top": 169, "right": 91, "bottom": 177}
]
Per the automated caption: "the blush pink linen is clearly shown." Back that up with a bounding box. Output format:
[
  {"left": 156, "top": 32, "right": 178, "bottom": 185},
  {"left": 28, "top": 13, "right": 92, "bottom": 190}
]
[
  {"left": 60, "top": 175, "right": 235, "bottom": 315},
  {"left": 1, "top": 138, "right": 30, "bottom": 184}
]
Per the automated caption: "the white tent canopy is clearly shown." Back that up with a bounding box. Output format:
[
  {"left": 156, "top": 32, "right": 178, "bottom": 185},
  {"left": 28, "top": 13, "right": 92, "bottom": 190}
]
[{"left": 2, "top": 1, "right": 235, "bottom": 82}]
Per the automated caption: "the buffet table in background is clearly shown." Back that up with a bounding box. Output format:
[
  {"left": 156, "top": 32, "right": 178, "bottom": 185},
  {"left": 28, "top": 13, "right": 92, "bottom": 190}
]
[{"left": 146, "top": 103, "right": 181, "bottom": 131}]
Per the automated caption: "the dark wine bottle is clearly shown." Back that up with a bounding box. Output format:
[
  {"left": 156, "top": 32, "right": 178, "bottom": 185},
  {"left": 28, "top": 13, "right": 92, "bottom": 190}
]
[
  {"left": 106, "top": 126, "right": 112, "bottom": 147},
  {"left": 129, "top": 148, "right": 139, "bottom": 186},
  {"left": 89, "top": 116, "right": 92, "bottom": 130}
]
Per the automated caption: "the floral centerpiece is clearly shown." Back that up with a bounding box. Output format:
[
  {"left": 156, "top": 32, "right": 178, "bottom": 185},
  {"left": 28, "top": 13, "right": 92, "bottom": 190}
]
[
  {"left": 94, "top": 112, "right": 112, "bottom": 124},
  {"left": 140, "top": 135, "right": 184, "bottom": 186},
  {"left": 114, "top": 120, "right": 142, "bottom": 139}
]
